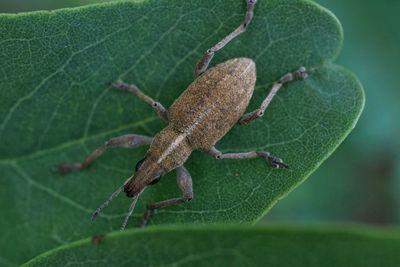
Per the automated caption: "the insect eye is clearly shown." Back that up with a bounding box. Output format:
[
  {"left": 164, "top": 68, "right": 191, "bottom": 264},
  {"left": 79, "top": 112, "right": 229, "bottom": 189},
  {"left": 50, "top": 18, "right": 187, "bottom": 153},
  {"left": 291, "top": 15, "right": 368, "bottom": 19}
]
[
  {"left": 135, "top": 158, "right": 146, "bottom": 172},
  {"left": 148, "top": 176, "right": 161, "bottom": 186}
]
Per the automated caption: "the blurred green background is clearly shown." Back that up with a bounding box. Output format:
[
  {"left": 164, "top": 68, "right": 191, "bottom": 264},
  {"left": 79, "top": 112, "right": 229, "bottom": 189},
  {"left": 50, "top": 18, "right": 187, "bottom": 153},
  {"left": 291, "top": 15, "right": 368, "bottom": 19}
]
[{"left": 1, "top": 0, "right": 399, "bottom": 225}]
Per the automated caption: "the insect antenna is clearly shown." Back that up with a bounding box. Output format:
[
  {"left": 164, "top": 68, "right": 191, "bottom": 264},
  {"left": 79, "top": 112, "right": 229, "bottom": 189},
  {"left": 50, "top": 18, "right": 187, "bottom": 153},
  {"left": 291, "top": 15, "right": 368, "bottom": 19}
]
[
  {"left": 120, "top": 189, "right": 144, "bottom": 231},
  {"left": 91, "top": 176, "right": 133, "bottom": 221}
]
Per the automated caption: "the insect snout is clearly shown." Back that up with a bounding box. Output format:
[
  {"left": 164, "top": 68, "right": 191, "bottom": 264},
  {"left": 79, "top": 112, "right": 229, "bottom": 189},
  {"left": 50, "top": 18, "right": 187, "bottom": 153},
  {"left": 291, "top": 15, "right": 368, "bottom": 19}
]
[
  {"left": 123, "top": 185, "right": 135, "bottom": 198},
  {"left": 124, "top": 176, "right": 146, "bottom": 198}
]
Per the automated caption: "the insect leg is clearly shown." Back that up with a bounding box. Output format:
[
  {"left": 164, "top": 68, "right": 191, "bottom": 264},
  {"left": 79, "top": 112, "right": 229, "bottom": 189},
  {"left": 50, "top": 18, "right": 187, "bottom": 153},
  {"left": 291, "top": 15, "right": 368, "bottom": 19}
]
[
  {"left": 140, "top": 166, "right": 193, "bottom": 227},
  {"left": 112, "top": 81, "right": 169, "bottom": 122},
  {"left": 195, "top": 0, "right": 257, "bottom": 77},
  {"left": 238, "top": 67, "right": 311, "bottom": 125},
  {"left": 52, "top": 134, "right": 153, "bottom": 175},
  {"left": 207, "top": 146, "right": 288, "bottom": 169}
]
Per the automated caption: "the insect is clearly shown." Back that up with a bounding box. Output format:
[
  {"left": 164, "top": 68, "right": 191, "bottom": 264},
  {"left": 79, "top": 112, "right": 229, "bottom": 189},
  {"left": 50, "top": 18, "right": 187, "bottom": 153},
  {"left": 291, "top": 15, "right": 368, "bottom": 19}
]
[{"left": 53, "top": 0, "right": 310, "bottom": 230}]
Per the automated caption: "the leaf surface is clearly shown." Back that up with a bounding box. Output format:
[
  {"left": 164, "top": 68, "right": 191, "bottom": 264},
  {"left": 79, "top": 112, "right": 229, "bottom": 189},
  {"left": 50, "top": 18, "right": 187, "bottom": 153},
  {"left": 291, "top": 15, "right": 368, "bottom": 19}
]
[
  {"left": 0, "top": 0, "right": 364, "bottom": 264},
  {"left": 23, "top": 226, "right": 400, "bottom": 267}
]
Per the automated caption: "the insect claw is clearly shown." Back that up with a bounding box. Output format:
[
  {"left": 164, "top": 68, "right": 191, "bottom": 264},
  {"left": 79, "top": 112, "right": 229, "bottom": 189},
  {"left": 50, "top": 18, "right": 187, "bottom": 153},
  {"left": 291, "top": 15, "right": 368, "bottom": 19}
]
[
  {"left": 111, "top": 80, "right": 127, "bottom": 90},
  {"left": 280, "top": 162, "right": 289, "bottom": 169},
  {"left": 50, "top": 164, "right": 77, "bottom": 175},
  {"left": 269, "top": 156, "right": 289, "bottom": 169},
  {"left": 294, "top": 67, "right": 310, "bottom": 79}
]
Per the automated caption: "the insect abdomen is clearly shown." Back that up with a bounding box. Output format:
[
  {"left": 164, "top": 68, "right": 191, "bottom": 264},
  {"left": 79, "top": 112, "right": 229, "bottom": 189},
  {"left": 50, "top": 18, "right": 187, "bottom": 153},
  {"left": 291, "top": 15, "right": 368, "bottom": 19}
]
[{"left": 169, "top": 58, "right": 256, "bottom": 150}]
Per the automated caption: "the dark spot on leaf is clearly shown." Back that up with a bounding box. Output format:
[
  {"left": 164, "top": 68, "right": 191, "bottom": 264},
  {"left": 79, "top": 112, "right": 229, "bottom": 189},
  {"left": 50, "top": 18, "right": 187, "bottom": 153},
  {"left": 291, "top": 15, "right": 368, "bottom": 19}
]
[{"left": 91, "top": 234, "right": 105, "bottom": 246}]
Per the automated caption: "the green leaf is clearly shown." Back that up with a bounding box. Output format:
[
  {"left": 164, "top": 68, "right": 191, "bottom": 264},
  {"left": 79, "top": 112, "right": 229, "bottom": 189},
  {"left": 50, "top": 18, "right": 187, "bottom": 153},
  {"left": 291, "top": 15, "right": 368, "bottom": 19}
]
[
  {"left": 0, "top": 0, "right": 364, "bottom": 265},
  {"left": 22, "top": 225, "right": 400, "bottom": 267}
]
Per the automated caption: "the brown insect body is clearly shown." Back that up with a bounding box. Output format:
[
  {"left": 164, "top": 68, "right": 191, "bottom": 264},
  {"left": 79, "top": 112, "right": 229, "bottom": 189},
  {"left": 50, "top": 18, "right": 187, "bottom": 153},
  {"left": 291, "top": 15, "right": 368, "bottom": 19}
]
[
  {"left": 54, "top": 0, "right": 310, "bottom": 229},
  {"left": 125, "top": 58, "right": 256, "bottom": 196},
  {"left": 169, "top": 58, "right": 256, "bottom": 150}
]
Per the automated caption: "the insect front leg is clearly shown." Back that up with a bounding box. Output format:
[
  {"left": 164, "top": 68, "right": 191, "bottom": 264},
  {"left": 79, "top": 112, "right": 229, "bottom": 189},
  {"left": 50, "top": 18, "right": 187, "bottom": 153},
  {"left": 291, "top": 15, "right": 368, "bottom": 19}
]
[
  {"left": 207, "top": 146, "right": 288, "bottom": 169},
  {"left": 140, "top": 166, "right": 193, "bottom": 227},
  {"left": 52, "top": 134, "right": 153, "bottom": 175},
  {"left": 195, "top": 0, "right": 257, "bottom": 77},
  {"left": 112, "top": 81, "right": 169, "bottom": 122},
  {"left": 238, "top": 67, "right": 311, "bottom": 125}
]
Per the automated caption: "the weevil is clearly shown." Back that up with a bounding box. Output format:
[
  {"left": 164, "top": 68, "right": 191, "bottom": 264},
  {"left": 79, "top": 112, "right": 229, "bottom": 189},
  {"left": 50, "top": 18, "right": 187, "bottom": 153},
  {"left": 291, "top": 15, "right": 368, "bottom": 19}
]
[{"left": 53, "top": 0, "right": 310, "bottom": 229}]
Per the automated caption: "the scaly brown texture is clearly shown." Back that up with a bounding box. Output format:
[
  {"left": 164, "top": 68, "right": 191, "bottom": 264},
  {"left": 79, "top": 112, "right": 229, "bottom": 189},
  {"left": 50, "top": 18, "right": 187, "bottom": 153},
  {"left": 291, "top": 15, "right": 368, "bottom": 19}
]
[
  {"left": 127, "top": 58, "right": 256, "bottom": 195},
  {"left": 169, "top": 58, "right": 256, "bottom": 150}
]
